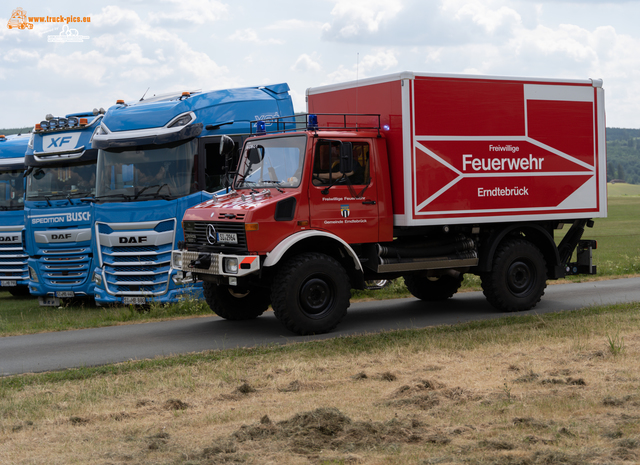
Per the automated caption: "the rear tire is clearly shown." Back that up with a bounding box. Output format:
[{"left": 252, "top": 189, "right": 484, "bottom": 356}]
[
  {"left": 481, "top": 238, "right": 547, "bottom": 312},
  {"left": 203, "top": 281, "right": 269, "bottom": 320},
  {"left": 271, "top": 253, "right": 350, "bottom": 335},
  {"left": 404, "top": 273, "right": 463, "bottom": 301}
]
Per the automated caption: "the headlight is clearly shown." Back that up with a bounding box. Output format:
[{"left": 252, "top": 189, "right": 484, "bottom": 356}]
[
  {"left": 171, "top": 251, "right": 183, "bottom": 270},
  {"left": 92, "top": 271, "right": 103, "bottom": 286},
  {"left": 28, "top": 266, "right": 38, "bottom": 283},
  {"left": 223, "top": 257, "right": 238, "bottom": 274}
]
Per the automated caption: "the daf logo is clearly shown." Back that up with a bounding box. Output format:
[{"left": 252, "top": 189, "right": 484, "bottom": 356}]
[
  {"left": 51, "top": 233, "right": 72, "bottom": 241},
  {"left": 0, "top": 236, "right": 19, "bottom": 242},
  {"left": 206, "top": 224, "right": 217, "bottom": 245},
  {"left": 119, "top": 236, "right": 148, "bottom": 244}
]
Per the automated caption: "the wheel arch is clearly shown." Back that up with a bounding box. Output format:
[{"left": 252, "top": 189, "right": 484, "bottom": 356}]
[
  {"left": 263, "top": 230, "right": 365, "bottom": 289},
  {"left": 478, "top": 223, "right": 560, "bottom": 277}
]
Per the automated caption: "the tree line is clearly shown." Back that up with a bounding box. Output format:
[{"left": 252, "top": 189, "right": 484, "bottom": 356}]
[{"left": 606, "top": 128, "right": 640, "bottom": 184}]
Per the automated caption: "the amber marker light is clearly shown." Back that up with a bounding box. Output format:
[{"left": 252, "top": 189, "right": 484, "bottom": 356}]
[
  {"left": 297, "top": 220, "right": 309, "bottom": 227},
  {"left": 116, "top": 99, "right": 125, "bottom": 104},
  {"left": 79, "top": 118, "right": 88, "bottom": 126},
  {"left": 245, "top": 223, "right": 259, "bottom": 231}
]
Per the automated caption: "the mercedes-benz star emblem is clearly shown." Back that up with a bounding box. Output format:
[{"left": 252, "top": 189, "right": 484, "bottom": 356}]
[{"left": 206, "top": 224, "right": 217, "bottom": 245}]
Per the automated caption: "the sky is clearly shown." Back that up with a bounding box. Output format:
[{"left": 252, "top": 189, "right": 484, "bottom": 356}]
[{"left": 1, "top": 0, "right": 640, "bottom": 129}]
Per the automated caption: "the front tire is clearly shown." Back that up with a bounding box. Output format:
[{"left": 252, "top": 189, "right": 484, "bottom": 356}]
[
  {"left": 271, "top": 253, "right": 351, "bottom": 335},
  {"left": 203, "top": 282, "right": 270, "bottom": 320},
  {"left": 481, "top": 238, "right": 547, "bottom": 312},
  {"left": 8, "top": 286, "right": 30, "bottom": 297},
  {"left": 404, "top": 273, "right": 463, "bottom": 301}
]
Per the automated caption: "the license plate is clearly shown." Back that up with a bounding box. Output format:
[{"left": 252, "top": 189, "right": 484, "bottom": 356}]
[
  {"left": 56, "top": 291, "right": 75, "bottom": 298},
  {"left": 1, "top": 280, "right": 17, "bottom": 287},
  {"left": 39, "top": 296, "right": 60, "bottom": 307},
  {"left": 217, "top": 232, "right": 238, "bottom": 244},
  {"left": 123, "top": 297, "right": 146, "bottom": 305}
]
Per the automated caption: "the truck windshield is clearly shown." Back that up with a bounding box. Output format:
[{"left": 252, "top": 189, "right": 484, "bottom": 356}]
[
  {"left": 0, "top": 169, "right": 25, "bottom": 210},
  {"left": 95, "top": 139, "right": 198, "bottom": 202},
  {"left": 236, "top": 135, "right": 306, "bottom": 190},
  {"left": 26, "top": 163, "right": 95, "bottom": 201}
]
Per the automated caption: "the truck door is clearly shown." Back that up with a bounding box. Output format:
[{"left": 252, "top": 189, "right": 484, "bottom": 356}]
[{"left": 308, "top": 139, "right": 379, "bottom": 244}]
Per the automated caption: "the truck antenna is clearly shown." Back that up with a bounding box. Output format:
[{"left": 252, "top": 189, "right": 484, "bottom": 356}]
[
  {"left": 139, "top": 87, "right": 150, "bottom": 102},
  {"left": 356, "top": 52, "right": 359, "bottom": 128}
]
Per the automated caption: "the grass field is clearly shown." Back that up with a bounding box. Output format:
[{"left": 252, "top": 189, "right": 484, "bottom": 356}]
[
  {"left": 607, "top": 182, "right": 640, "bottom": 196},
  {"left": 2, "top": 194, "right": 639, "bottom": 337},
  {"left": 2, "top": 302, "right": 640, "bottom": 464}
]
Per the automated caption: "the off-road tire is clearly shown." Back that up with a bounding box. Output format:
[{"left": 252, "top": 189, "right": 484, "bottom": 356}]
[
  {"left": 271, "top": 252, "right": 350, "bottom": 335},
  {"left": 481, "top": 238, "right": 547, "bottom": 312},
  {"left": 404, "top": 273, "right": 463, "bottom": 301},
  {"left": 203, "top": 281, "right": 270, "bottom": 320}
]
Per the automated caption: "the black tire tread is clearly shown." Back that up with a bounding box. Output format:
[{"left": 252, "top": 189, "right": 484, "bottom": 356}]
[
  {"left": 404, "top": 273, "right": 463, "bottom": 301},
  {"left": 203, "top": 281, "right": 269, "bottom": 320},
  {"left": 481, "top": 238, "right": 547, "bottom": 312},
  {"left": 271, "top": 252, "right": 350, "bottom": 335}
]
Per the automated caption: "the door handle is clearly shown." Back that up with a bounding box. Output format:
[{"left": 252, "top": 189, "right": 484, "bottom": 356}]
[{"left": 362, "top": 200, "right": 376, "bottom": 205}]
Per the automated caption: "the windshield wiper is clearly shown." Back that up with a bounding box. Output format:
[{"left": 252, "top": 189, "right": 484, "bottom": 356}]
[
  {"left": 67, "top": 190, "right": 93, "bottom": 198},
  {"left": 95, "top": 193, "right": 134, "bottom": 202},
  {"left": 134, "top": 183, "right": 172, "bottom": 200},
  {"left": 261, "top": 180, "right": 285, "bottom": 193}
]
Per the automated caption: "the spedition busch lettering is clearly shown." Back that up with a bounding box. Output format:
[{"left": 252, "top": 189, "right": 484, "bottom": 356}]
[{"left": 32, "top": 212, "right": 90, "bottom": 224}]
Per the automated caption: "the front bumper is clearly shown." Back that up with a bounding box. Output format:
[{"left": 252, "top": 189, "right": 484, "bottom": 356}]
[
  {"left": 171, "top": 250, "right": 261, "bottom": 277},
  {"left": 92, "top": 266, "right": 202, "bottom": 305}
]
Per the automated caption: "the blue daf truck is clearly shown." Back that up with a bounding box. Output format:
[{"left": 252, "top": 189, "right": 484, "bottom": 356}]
[
  {"left": 90, "top": 84, "right": 294, "bottom": 306},
  {"left": 0, "top": 133, "right": 30, "bottom": 296},
  {"left": 24, "top": 111, "right": 104, "bottom": 305}
]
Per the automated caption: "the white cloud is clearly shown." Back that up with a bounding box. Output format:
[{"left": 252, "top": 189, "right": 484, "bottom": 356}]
[
  {"left": 291, "top": 53, "right": 322, "bottom": 73},
  {"left": 228, "top": 28, "right": 284, "bottom": 45},
  {"left": 359, "top": 50, "right": 398, "bottom": 72},
  {"left": 265, "top": 19, "right": 322, "bottom": 31},
  {"left": 325, "top": 50, "right": 399, "bottom": 84},
  {"left": 3, "top": 49, "right": 40, "bottom": 63},
  {"left": 2, "top": 0, "right": 640, "bottom": 128},
  {"left": 148, "top": 0, "right": 229, "bottom": 26},
  {"left": 322, "top": 0, "right": 404, "bottom": 40},
  {"left": 448, "top": 1, "right": 522, "bottom": 34}
]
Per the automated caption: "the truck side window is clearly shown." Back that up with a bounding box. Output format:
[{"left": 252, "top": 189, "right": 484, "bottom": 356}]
[{"left": 313, "top": 141, "right": 370, "bottom": 186}]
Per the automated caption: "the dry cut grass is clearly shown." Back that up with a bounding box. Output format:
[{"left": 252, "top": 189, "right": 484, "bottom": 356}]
[{"left": 2, "top": 304, "right": 640, "bottom": 464}]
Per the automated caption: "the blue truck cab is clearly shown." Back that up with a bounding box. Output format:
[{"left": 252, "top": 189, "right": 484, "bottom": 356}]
[
  {"left": 90, "top": 83, "right": 294, "bottom": 306},
  {"left": 24, "top": 111, "right": 104, "bottom": 305},
  {"left": 0, "top": 133, "right": 29, "bottom": 296}
]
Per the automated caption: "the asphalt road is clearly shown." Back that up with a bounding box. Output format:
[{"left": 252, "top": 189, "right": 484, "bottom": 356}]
[{"left": 2, "top": 277, "right": 640, "bottom": 376}]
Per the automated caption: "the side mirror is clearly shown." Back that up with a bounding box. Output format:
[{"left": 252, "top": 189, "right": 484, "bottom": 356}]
[
  {"left": 247, "top": 146, "right": 264, "bottom": 165},
  {"left": 339, "top": 142, "right": 353, "bottom": 173},
  {"left": 219, "top": 135, "right": 235, "bottom": 156},
  {"left": 33, "top": 168, "right": 46, "bottom": 180}
]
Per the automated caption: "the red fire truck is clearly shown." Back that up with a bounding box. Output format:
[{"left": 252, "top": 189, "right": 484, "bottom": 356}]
[{"left": 172, "top": 71, "right": 607, "bottom": 335}]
